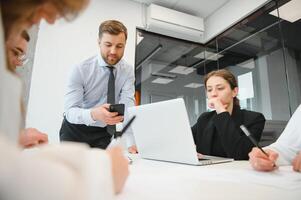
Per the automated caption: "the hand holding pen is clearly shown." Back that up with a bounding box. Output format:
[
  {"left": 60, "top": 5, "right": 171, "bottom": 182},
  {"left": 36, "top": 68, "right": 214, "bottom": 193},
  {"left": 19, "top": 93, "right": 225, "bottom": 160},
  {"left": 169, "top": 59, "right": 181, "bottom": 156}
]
[{"left": 240, "top": 125, "right": 278, "bottom": 171}]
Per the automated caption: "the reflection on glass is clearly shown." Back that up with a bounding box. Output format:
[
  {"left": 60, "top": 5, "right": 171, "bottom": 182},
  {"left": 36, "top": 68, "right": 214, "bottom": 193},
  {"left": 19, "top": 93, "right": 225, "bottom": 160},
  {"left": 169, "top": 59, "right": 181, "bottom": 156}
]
[
  {"left": 135, "top": 0, "right": 301, "bottom": 133},
  {"left": 135, "top": 29, "right": 206, "bottom": 125}
]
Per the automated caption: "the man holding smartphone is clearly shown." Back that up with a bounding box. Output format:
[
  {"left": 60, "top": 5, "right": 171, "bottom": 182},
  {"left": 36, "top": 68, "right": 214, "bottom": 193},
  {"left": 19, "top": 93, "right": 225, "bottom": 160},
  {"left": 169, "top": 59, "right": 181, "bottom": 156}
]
[{"left": 60, "top": 20, "right": 137, "bottom": 153}]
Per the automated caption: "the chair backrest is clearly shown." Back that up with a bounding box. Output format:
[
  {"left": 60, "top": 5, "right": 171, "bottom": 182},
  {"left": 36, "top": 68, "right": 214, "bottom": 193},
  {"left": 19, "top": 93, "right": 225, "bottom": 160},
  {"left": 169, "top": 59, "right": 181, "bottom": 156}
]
[{"left": 260, "top": 120, "right": 287, "bottom": 147}]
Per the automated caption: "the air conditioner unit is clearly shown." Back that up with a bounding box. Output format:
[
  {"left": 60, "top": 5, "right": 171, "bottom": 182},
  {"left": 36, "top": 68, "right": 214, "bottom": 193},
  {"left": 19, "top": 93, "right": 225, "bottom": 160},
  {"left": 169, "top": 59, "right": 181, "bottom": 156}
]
[{"left": 146, "top": 4, "right": 204, "bottom": 43}]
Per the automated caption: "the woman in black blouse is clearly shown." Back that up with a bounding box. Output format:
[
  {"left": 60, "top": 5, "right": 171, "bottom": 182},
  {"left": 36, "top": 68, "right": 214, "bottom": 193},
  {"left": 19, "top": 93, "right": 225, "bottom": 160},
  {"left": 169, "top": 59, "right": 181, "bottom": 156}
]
[{"left": 191, "top": 69, "right": 265, "bottom": 160}]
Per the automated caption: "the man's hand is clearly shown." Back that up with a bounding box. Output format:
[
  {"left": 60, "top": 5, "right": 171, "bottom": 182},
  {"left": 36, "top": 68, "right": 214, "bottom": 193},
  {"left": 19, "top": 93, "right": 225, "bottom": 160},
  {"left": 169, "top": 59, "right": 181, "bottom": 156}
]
[
  {"left": 248, "top": 147, "right": 278, "bottom": 171},
  {"left": 106, "top": 146, "right": 129, "bottom": 194},
  {"left": 91, "top": 104, "right": 124, "bottom": 125},
  {"left": 128, "top": 145, "right": 138, "bottom": 154},
  {"left": 292, "top": 151, "right": 301, "bottom": 172},
  {"left": 19, "top": 128, "right": 48, "bottom": 148}
]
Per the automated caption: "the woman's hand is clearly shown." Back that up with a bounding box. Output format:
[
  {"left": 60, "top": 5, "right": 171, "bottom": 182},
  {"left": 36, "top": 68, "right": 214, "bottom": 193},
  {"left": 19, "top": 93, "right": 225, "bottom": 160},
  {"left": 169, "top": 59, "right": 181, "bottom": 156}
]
[
  {"left": 19, "top": 128, "right": 48, "bottom": 148},
  {"left": 208, "top": 97, "right": 227, "bottom": 114},
  {"left": 106, "top": 146, "right": 129, "bottom": 194}
]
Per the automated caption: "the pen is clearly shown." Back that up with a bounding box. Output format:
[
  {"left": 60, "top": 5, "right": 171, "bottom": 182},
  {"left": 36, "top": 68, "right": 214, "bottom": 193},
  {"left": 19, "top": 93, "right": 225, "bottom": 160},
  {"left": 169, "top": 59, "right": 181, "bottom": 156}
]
[
  {"left": 114, "top": 115, "right": 136, "bottom": 138},
  {"left": 107, "top": 116, "right": 136, "bottom": 164},
  {"left": 240, "top": 125, "right": 269, "bottom": 157},
  {"left": 107, "top": 115, "right": 136, "bottom": 147}
]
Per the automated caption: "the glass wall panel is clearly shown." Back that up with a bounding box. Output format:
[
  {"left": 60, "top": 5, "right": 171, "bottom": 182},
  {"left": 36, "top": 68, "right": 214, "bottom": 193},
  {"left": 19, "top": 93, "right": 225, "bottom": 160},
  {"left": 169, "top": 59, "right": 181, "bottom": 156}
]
[
  {"left": 134, "top": 0, "right": 301, "bottom": 145},
  {"left": 280, "top": 19, "right": 301, "bottom": 113},
  {"left": 135, "top": 30, "right": 206, "bottom": 124},
  {"left": 215, "top": 22, "right": 289, "bottom": 121}
]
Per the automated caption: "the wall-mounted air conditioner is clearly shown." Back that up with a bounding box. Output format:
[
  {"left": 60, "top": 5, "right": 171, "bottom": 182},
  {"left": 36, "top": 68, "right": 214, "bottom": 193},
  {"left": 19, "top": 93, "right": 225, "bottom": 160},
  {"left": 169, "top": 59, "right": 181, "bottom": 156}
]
[{"left": 146, "top": 4, "right": 204, "bottom": 43}]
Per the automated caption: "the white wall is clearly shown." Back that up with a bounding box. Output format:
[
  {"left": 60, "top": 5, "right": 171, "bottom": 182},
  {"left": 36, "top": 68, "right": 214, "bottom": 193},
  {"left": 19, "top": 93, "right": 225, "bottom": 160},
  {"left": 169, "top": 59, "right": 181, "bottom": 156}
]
[
  {"left": 204, "top": 0, "right": 269, "bottom": 42},
  {"left": 26, "top": 0, "right": 143, "bottom": 143}
]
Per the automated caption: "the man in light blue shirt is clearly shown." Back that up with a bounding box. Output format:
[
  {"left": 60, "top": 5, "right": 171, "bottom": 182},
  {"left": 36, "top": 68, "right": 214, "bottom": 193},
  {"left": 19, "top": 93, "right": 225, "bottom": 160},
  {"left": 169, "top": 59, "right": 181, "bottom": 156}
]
[{"left": 60, "top": 20, "right": 136, "bottom": 152}]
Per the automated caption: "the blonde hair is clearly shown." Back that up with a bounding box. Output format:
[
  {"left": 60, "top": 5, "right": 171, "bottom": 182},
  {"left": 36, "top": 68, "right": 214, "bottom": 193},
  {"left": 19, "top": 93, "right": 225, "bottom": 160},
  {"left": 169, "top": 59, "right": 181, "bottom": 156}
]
[
  {"left": 1, "top": 0, "right": 89, "bottom": 71},
  {"left": 204, "top": 69, "right": 240, "bottom": 106},
  {"left": 1, "top": 0, "right": 89, "bottom": 36}
]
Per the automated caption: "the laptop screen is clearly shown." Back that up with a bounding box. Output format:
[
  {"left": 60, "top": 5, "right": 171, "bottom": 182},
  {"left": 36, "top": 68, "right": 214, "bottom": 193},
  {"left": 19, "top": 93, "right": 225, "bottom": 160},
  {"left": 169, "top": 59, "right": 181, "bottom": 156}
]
[{"left": 128, "top": 98, "right": 234, "bottom": 165}]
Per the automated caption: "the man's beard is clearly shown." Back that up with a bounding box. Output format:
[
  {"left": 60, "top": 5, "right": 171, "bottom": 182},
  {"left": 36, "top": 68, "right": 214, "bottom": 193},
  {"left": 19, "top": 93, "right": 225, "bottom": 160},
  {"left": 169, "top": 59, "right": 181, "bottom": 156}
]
[{"left": 102, "top": 53, "right": 121, "bottom": 66}]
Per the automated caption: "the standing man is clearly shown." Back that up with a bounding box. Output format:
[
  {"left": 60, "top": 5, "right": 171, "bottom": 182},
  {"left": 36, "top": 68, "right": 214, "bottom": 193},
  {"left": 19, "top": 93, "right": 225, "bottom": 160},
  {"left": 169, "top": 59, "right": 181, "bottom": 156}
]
[{"left": 60, "top": 20, "right": 137, "bottom": 152}]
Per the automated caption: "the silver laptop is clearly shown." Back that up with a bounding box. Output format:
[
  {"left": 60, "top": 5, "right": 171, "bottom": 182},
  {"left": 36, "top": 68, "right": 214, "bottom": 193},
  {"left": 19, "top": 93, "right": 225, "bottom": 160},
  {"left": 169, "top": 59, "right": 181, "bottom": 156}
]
[{"left": 128, "top": 98, "right": 233, "bottom": 165}]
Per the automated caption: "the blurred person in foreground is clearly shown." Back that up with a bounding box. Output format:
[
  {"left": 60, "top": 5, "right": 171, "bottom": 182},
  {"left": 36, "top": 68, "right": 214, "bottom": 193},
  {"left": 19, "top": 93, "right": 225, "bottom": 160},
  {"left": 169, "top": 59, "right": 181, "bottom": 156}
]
[{"left": 0, "top": 1, "right": 129, "bottom": 199}]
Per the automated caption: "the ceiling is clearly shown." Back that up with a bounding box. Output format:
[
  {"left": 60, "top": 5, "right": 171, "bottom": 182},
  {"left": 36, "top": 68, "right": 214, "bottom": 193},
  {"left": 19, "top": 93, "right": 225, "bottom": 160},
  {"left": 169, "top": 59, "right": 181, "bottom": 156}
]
[
  {"left": 135, "top": 0, "right": 301, "bottom": 82},
  {"left": 130, "top": 0, "right": 229, "bottom": 18}
]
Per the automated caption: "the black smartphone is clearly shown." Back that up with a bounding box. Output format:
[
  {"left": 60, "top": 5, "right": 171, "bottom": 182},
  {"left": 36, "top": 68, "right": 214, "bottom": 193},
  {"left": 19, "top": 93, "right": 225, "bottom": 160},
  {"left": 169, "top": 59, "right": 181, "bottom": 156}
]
[{"left": 109, "top": 104, "right": 125, "bottom": 116}]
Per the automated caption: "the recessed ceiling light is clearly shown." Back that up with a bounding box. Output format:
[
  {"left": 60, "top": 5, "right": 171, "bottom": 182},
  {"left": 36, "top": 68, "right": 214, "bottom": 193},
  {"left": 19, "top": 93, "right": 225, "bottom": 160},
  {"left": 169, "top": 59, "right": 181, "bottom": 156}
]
[
  {"left": 193, "top": 51, "right": 224, "bottom": 60},
  {"left": 184, "top": 83, "right": 204, "bottom": 88},
  {"left": 169, "top": 65, "right": 195, "bottom": 75},
  {"left": 152, "top": 78, "right": 173, "bottom": 84},
  {"left": 270, "top": 0, "right": 301, "bottom": 23},
  {"left": 151, "top": 72, "right": 177, "bottom": 79}
]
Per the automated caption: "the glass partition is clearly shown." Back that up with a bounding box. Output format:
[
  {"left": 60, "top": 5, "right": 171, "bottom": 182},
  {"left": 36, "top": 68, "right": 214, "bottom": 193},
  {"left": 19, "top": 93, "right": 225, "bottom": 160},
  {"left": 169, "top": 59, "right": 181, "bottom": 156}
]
[{"left": 134, "top": 0, "right": 301, "bottom": 145}]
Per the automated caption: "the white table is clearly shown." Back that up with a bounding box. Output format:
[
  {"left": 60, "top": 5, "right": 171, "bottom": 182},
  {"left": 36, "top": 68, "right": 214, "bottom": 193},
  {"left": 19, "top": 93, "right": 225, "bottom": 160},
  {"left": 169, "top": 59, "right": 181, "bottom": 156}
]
[{"left": 117, "top": 155, "right": 301, "bottom": 200}]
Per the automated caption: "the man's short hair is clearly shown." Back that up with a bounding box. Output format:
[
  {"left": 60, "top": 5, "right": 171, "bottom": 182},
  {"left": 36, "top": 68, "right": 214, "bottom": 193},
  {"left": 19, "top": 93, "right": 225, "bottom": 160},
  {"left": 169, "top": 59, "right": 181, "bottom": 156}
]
[
  {"left": 21, "top": 30, "right": 30, "bottom": 42},
  {"left": 98, "top": 20, "right": 127, "bottom": 40}
]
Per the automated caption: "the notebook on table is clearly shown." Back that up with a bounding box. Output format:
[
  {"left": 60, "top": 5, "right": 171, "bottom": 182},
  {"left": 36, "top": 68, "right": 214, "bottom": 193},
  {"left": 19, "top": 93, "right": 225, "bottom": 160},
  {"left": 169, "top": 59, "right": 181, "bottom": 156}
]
[{"left": 128, "top": 98, "right": 233, "bottom": 166}]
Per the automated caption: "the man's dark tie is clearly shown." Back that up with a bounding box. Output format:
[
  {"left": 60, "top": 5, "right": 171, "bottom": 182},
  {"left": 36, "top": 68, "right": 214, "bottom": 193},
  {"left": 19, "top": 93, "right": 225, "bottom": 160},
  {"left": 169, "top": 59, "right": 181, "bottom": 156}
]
[{"left": 107, "top": 66, "right": 115, "bottom": 135}]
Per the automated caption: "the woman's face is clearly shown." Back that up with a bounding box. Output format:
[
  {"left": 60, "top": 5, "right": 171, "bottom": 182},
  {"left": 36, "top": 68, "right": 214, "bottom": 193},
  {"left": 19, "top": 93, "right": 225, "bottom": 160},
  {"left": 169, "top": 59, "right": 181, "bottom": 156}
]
[
  {"left": 206, "top": 76, "right": 238, "bottom": 108},
  {"left": 9, "top": 2, "right": 61, "bottom": 41}
]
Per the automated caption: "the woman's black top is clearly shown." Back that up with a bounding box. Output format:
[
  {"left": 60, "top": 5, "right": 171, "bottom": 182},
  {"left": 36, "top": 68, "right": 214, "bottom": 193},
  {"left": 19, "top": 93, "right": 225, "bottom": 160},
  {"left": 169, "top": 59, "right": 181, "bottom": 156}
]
[{"left": 191, "top": 105, "right": 265, "bottom": 160}]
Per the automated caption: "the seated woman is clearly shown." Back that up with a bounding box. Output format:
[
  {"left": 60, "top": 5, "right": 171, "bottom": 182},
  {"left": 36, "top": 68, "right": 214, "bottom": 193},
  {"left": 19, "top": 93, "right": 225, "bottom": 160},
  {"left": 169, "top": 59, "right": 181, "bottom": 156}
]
[{"left": 191, "top": 69, "right": 265, "bottom": 160}]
